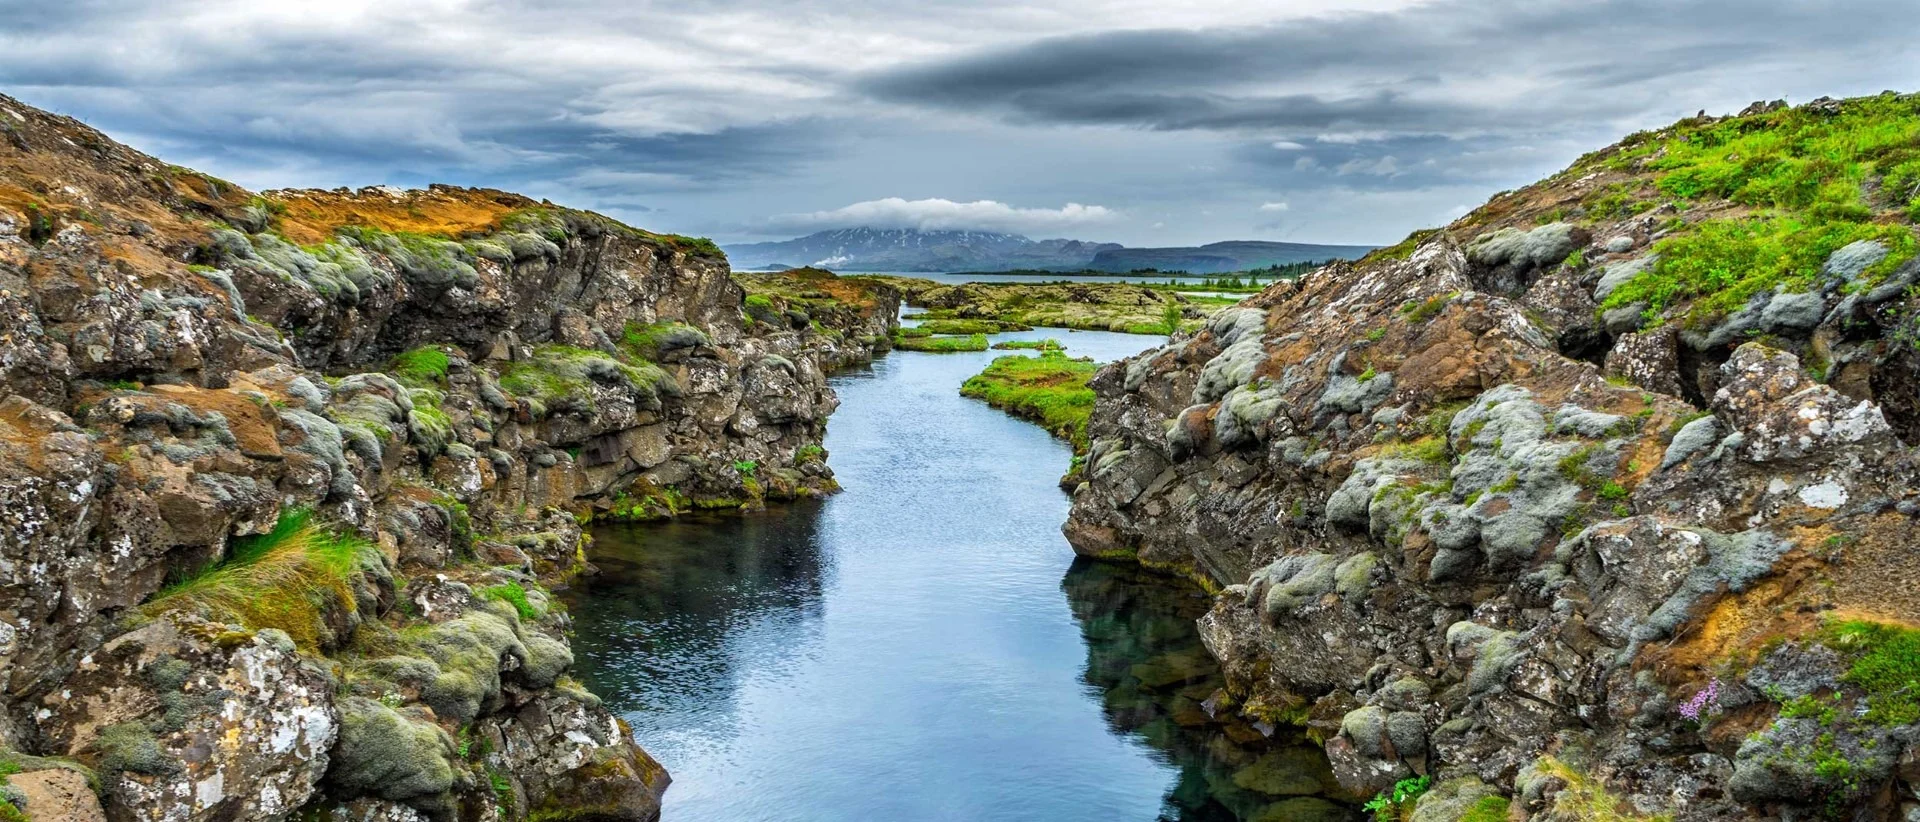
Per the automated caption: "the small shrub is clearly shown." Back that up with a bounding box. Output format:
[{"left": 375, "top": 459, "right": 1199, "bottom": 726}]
[{"left": 1363, "top": 775, "right": 1432, "bottom": 820}]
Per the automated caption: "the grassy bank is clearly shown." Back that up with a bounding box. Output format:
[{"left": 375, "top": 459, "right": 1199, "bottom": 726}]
[
  {"left": 892, "top": 332, "right": 989, "bottom": 352},
  {"left": 959, "top": 351, "right": 1098, "bottom": 448}
]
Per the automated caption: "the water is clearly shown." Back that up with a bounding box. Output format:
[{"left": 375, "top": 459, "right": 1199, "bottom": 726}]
[
  {"left": 746, "top": 269, "right": 1270, "bottom": 292},
  {"left": 561, "top": 328, "right": 1353, "bottom": 822}
]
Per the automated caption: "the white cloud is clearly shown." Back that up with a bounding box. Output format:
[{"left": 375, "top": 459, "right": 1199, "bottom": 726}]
[
  {"left": 1258, "top": 201, "right": 1290, "bottom": 212},
  {"left": 765, "top": 197, "right": 1119, "bottom": 233},
  {"left": 1336, "top": 155, "right": 1401, "bottom": 176},
  {"left": 1270, "top": 140, "right": 1306, "bottom": 150}
]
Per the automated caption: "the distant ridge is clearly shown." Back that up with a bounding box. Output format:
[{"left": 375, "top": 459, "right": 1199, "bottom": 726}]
[
  {"left": 1088, "top": 240, "right": 1378, "bottom": 274},
  {"left": 724, "top": 228, "right": 1373, "bottom": 273}
]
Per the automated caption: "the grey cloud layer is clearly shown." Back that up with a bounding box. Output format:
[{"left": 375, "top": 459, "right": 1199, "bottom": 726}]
[{"left": 0, "top": 0, "right": 1914, "bottom": 245}]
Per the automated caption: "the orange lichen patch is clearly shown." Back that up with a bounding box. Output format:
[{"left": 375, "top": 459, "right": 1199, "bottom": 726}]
[
  {"left": 141, "top": 385, "right": 285, "bottom": 460},
  {"left": 267, "top": 185, "right": 540, "bottom": 246},
  {"left": 1652, "top": 560, "right": 1821, "bottom": 674}
]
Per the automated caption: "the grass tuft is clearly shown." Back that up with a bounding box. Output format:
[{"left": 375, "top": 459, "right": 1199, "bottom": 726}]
[{"left": 146, "top": 508, "right": 372, "bottom": 651}]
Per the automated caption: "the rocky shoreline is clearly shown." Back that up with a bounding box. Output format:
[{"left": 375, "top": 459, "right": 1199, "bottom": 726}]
[
  {"left": 1065, "top": 94, "right": 1920, "bottom": 821},
  {"left": 0, "top": 94, "right": 896, "bottom": 821}
]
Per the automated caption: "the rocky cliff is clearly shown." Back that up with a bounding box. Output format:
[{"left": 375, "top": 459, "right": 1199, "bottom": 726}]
[
  {"left": 1066, "top": 93, "right": 1920, "bottom": 820},
  {"left": 0, "top": 93, "right": 896, "bottom": 821}
]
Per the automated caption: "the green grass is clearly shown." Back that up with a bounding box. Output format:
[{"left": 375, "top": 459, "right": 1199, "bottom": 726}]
[
  {"left": 1383, "top": 435, "right": 1450, "bottom": 464},
  {"left": 1821, "top": 619, "right": 1920, "bottom": 725},
  {"left": 960, "top": 351, "right": 1098, "bottom": 448},
  {"left": 146, "top": 508, "right": 372, "bottom": 651},
  {"left": 1594, "top": 93, "right": 1920, "bottom": 324},
  {"left": 391, "top": 346, "right": 451, "bottom": 386},
  {"left": 892, "top": 332, "right": 989, "bottom": 352},
  {"left": 1363, "top": 228, "right": 1441, "bottom": 263},
  {"left": 915, "top": 318, "right": 1011, "bottom": 335},
  {"left": 992, "top": 338, "right": 1065, "bottom": 351},
  {"left": 478, "top": 583, "right": 541, "bottom": 621},
  {"left": 1600, "top": 216, "right": 1914, "bottom": 322}
]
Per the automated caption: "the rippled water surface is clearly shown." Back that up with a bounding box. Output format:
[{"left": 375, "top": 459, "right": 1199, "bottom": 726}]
[{"left": 562, "top": 327, "right": 1352, "bottom": 822}]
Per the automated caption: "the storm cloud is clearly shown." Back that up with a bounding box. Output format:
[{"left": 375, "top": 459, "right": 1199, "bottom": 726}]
[{"left": 2, "top": 0, "right": 1915, "bottom": 245}]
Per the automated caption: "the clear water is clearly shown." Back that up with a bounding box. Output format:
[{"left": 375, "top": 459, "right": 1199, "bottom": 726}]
[
  {"left": 745, "top": 269, "right": 1270, "bottom": 291},
  {"left": 561, "top": 328, "right": 1353, "bottom": 822}
]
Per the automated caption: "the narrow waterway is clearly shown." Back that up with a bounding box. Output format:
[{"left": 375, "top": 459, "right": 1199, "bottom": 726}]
[{"left": 561, "top": 328, "right": 1353, "bottom": 822}]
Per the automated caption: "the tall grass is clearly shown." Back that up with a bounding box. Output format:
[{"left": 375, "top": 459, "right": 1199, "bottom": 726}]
[{"left": 147, "top": 508, "right": 371, "bottom": 650}]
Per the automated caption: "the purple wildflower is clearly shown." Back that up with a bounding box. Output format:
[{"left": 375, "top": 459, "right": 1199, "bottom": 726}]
[{"left": 1678, "top": 677, "right": 1722, "bottom": 722}]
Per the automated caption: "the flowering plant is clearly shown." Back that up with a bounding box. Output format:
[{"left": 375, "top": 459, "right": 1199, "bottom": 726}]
[{"left": 1678, "top": 677, "right": 1723, "bottom": 723}]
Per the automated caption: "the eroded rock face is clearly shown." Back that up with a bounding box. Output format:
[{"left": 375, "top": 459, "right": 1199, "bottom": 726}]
[
  {"left": 0, "top": 93, "right": 896, "bottom": 821},
  {"left": 1067, "top": 192, "right": 1920, "bottom": 818}
]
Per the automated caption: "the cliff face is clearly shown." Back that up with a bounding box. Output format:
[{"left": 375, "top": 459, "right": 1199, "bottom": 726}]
[
  {"left": 1067, "top": 93, "right": 1920, "bottom": 820},
  {"left": 0, "top": 93, "right": 896, "bottom": 821}
]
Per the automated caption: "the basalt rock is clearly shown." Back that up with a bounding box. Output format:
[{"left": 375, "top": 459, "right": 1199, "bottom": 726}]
[
  {"left": 1068, "top": 93, "right": 1920, "bottom": 820},
  {"left": 0, "top": 93, "right": 896, "bottom": 820}
]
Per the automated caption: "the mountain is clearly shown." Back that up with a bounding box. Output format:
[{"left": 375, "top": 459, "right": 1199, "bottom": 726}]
[
  {"left": 725, "top": 228, "right": 1121, "bottom": 272},
  {"left": 724, "top": 228, "right": 1374, "bottom": 273},
  {"left": 1087, "top": 240, "right": 1380, "bottom": 274}
]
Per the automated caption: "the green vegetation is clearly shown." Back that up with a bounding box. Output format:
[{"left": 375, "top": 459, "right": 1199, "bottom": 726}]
[
  {"left": 1601, "top": 217, "right": 1914, "bottom": 322},
  {"left": 478, "top": 583, "right": 541, "bottom": 621},
  {"left": 959, "top": 351, "right": 1098, "bottom": 448},
  {"left": 1460, "top": 796, "right": 1512, "bottom": 822},
  {"left": 892, "top": 332, "right": 989, "bottom": 352},
  {"left": 1362, "top": 775, "right": 1431, "bottom": 820},
  {"left": 1383, "top": 435, "right": 1449, "bottom": 465},
  {"left": 915, "top": 318, "right": 1020, "bottom": 335},
  {"left": 1159, "top": 301, "right": 1183, "bottom": 335},
  {"left": 497, "top": 345, "right": 674, "bottom": 414},
  {"left": 1821, "top": 619, "right": 1920, "bottom": 725},
  {"left": 392, "top": 346, "right": 451, "bottom": 386},
  {"left": 146, "top": 508, "right": 373, "bottom": 651},
  {"left": 1363, "top": 228, "right": 1441, "bottom": 263},
  {"left": 619, "top": 321, "right": 708, "bottom": 360},
  {"left": 991, "top": 338, "right": 1065, "bottom": 351},
  {"left": 1401, "top": 292, "right": 1458, "bottom": 325},
  {"left": 1595, "top": 93, "right": 1920, "bottom": 325}
]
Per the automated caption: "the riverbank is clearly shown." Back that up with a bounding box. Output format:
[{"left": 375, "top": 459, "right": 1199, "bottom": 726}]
[{"left": 562, "top": 323, "right": 1359, "bottom": 821}]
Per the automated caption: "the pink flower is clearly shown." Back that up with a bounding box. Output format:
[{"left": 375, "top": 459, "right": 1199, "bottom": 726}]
[{"left": 1678, "top": 678, "right": 1722, "bottom": 722}]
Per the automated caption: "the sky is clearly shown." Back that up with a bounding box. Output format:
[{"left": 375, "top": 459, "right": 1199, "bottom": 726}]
[{"left": 2, "top": 0, "right": 1916, "bottom": 247}]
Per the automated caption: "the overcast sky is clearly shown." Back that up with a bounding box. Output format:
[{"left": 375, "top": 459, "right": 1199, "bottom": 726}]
[{"left": 3, "top": 0, "right": 1915, "bottom": 246}]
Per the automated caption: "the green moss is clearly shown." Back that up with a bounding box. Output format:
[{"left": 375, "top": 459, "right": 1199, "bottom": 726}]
[
  {"left": 391, "top": 346, "right": 451, "bottom": 386},
  {"left": 960, "top": 351, "right": 1098, "bottom": 449},
  {"left": 497, "top": 345, "right": 674, "bottom": 415},
  {"left": 1383, "top": 435, "right": 1450, "bottom": 465},
  {"left": 1460, "top": 795, "right": 1512, "bottom": 822},
  {"left": 1821, "top": 619, "right": 1920, "bottom": 725},
  {"left": 477, "top": 583, "right": 539, "bottom": 621},
  {"left": 97, "top": 722, "right": 171, "bottom": 775}
]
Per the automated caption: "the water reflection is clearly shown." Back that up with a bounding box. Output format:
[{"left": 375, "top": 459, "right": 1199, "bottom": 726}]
[
  {"left": 1063, "top": 560, "right": 1357, "bottom": 822},
  {"left": 566, "top": 504, "right": 830, "bottom": 756},
  {"left": 560, "top": 327, "right": 1350, "bottom": 821}
]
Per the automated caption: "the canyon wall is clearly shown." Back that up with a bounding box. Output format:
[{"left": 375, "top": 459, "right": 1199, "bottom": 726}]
[
  {"left": 1067, "top": 94, "right": 1920, "bottom": 821},
  {"left": 0, "top": 93, "right": 896, "bottom": 821}
]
